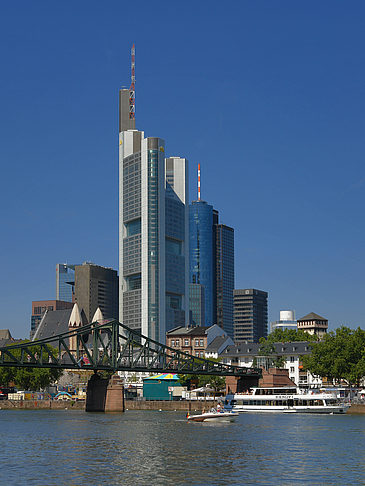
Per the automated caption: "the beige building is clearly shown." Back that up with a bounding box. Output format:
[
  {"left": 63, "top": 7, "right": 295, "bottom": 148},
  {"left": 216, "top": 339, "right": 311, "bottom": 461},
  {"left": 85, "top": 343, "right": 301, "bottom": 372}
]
[{"left": 297, "top": 312, "right": 328, "bottom": 338}]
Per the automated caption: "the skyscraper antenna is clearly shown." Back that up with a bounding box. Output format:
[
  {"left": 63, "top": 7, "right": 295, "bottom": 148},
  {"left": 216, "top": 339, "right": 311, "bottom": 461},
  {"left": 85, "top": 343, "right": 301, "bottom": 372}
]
[
  {"left": 198, "top": 163, "right": 201, "bottom": 201},
  {"left": 129, "top": 44, "right": 135, "bottom": 120}
]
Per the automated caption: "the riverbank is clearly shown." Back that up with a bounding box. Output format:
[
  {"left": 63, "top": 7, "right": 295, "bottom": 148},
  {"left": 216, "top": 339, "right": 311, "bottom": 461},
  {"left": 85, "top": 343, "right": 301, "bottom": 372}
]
[
  {"left": 0, "top": 399, "right": 364, "bottom": 413},
  {"left": 0, "top": 400, "right": 85, "bottom": 410}
]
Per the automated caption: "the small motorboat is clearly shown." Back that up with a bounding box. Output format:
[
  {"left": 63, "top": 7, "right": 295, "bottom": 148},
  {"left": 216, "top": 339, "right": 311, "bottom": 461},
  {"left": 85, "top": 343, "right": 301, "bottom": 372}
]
[{"left": 187, "top": 407, "right": 239, "bottom": 422}]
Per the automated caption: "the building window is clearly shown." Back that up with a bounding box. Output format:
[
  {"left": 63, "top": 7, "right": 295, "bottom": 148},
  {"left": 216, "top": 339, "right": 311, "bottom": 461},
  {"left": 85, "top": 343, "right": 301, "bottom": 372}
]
[
  {"left": 171, "top": 340, "right": 175, "bottom": 347},
  {"left": 195, "top": 339, "right": 199, "bottom": 346},
  {"left": 184, "top": 339, "right": 189, "bottom": 346},
  {"left": 290, "top": 367, "right": 295, "bottom": 373},
  {"left": 175, "top": 339, "right": 179, "bottom": 346},
  {"left": 290, "top": 356, "right": 295, "bottom": 362},
  {"left": 200, "top": 339, "right": 204, "bottom": 346}
]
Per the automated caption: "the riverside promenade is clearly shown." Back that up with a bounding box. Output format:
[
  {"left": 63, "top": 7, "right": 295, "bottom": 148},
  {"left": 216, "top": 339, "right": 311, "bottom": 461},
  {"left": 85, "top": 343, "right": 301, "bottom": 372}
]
[
  {"left": 0, "top": 399, "right": 364, "bottom": 413},
  {"left": 0, "top": 399, "right": 217, "bottom": 411}
]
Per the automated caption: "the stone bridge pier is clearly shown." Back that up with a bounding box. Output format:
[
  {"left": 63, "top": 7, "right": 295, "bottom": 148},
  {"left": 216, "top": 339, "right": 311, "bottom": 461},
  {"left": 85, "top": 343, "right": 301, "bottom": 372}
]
[{"left": 86, "top": 373, "right": 124, "bottom": 412}]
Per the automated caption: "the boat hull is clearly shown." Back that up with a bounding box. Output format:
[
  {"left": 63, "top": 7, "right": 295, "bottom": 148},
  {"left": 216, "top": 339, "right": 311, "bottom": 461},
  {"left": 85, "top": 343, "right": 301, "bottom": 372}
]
[
  {"left": 188, "top": 412, "right": 239, "bottom": 422},
  {"left": 233, "top": 405, "right": 349, "bottom": 414}
]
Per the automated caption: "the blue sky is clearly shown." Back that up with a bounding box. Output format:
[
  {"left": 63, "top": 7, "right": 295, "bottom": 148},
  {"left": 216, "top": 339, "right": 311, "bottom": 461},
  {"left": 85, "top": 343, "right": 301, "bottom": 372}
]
[{"left": 1, "top": 1, "right": 364, "bottom": 337}]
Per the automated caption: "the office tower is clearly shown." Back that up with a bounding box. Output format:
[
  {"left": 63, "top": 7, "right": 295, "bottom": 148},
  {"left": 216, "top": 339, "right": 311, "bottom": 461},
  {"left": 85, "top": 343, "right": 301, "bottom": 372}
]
[
  {"left": 56, "top": 264, "right": 76, "bottom": 302},
  {"left": 189, "top": 167, "right": 234, "bottom": 334},
  {"left": 165, "top": 157, "right": 189, "bottom": 333},
  {"left": 189, "top": 283, "right": 205, "bottom": 327},
  {"left": 297, "top": 312, "right": 328, "bottom": 338},
  {"left": 30, "top": 299, "right": 74, "bottom": 339},
  {"left": 74, "top": 262, "right": 118, "bottom": 323},
  {"left": 270, "top": 310, "right": 297, "bottom": 333},
  {"left": 215, "top": 224, "right": 234, "bottom": 339},
  {"left": 189, "top": 200, "right": 214, "bottom": 325},
  {"left": 233, "top": 289, "right": 268, "bottom": 343},
  {"left": 119, "top": 47, "right": 189, "bottom": 343}
]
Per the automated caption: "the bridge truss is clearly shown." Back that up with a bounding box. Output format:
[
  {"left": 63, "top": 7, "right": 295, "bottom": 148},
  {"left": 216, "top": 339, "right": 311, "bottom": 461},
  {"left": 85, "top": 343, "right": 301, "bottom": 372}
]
[{"left": 0, "top": 320, "right": 261, "bottom": 377}]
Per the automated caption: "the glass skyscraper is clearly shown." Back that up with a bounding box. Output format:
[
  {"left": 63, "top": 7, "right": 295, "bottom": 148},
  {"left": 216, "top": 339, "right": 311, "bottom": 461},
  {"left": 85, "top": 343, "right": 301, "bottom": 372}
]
[
  {"left": 189, "top": 201, "right": 234, "bottom": 336},
  {"left": 215, "top": 224, "right": 235, "bottom": 338},
  {"left": 119, "top": 89, "right": 189, "bottom": 343},
  {"left": 189, "top": 201, "right": 214, "bottom": 325},
  {"left": 56, "top": 264, "right": 76, "bottom": 302}
]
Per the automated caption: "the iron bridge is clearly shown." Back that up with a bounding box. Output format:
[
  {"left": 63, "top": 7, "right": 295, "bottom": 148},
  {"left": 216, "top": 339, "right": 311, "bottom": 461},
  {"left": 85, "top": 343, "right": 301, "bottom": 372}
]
[{"left": 0, "top": 320, "right": 261, "bottom": 377}]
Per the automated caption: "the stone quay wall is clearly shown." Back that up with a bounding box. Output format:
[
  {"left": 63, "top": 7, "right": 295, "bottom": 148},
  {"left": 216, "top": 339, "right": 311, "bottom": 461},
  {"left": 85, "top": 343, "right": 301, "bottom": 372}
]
[
  {"left": 0, "top": 399, "right": 364, "bottom": 413},
  {"left": 347, "top": 404, "right": 365, "bottom": 414},
  {"left": 125, "top": 400, "right": 219, "bottom": 411},
  {"left": 0, "top": 400, "right": 85, "bottom": 410}
]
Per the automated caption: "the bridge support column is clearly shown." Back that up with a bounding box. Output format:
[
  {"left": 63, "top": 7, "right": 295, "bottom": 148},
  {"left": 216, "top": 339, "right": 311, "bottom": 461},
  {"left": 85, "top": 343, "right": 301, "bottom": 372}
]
[{"left": 86, "top": 373, "right": 124, "bottom": 412}]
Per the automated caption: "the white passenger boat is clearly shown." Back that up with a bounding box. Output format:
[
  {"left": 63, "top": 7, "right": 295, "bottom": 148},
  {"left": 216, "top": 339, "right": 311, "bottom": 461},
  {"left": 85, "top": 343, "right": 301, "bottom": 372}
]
[
  {"left": 187, "top": 408, "right": 239, "bottom": 422},
  {"left": 226, "top": 386, "right": 350, "bottom": 414}
]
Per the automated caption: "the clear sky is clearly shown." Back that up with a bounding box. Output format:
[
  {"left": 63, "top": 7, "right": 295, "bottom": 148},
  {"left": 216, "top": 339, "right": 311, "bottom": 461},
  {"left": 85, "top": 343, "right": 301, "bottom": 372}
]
[{"left": 1, "top": 1, "right": 364, "bottom": 338}]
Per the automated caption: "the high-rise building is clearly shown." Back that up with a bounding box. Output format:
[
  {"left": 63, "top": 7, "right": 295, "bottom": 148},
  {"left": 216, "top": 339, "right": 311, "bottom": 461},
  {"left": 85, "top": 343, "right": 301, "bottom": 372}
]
[
  {"left": 189, "top": 167, "right": 234, "bottom": 335},
  {"left": 74, "top": 262, "right": 118, "bottom": 323},
  {"left": 119, "top": 47, "right": 189, "bottom": 343},
  {"left": 189, "top": 200, "right": 214, "bottom": 325},
  {"left": 215, "top": 224, "right": 234, "bottom": 338},
  {"left": 189, "top": 283, "right": 205, "bottom": 327},
  {"left": 233, "top": 289, "right": 268, "bottom": 343},
  {"left": 56, "top": 263, "right": 76, "bottom": 302}
]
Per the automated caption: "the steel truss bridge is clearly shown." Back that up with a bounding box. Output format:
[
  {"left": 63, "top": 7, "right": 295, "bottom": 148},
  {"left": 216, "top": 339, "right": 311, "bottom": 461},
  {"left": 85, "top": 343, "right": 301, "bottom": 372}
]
[{"left": 0, "top": 320, "right": 261, "bottom": 378}]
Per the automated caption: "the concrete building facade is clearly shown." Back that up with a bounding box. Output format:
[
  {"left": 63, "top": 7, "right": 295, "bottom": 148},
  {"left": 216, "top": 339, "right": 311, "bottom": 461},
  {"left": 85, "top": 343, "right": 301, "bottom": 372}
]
[
  {"left": 233, "top": 289, "right": 268, "bottom": 343},
  {"left": 74, "top": 263, "right": 118, "bottom": 323}
]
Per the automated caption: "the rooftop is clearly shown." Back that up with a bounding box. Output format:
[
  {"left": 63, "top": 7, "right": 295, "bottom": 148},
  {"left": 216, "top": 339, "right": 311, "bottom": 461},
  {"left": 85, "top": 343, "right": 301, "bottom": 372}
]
[{"left": 298, "top": 312, "right": 327, "bottom": 321}]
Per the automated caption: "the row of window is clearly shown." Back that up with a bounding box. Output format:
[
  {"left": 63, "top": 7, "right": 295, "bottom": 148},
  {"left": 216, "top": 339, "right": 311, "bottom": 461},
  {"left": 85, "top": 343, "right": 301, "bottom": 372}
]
[{"left": 170, "top": 338, "right": 205, "bottom": 347}]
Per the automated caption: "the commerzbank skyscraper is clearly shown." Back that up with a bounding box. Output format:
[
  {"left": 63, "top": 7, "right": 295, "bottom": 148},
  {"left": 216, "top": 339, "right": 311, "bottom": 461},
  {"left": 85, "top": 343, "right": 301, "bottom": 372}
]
[{"left": 119, "top": 46, "right": 189, "bottom": 343}]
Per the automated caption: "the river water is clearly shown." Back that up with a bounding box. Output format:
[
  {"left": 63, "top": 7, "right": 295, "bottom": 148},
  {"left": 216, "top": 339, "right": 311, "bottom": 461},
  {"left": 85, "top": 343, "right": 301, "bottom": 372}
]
[{"left": 0, "top": 410, "right": 364, "bottom": 485}]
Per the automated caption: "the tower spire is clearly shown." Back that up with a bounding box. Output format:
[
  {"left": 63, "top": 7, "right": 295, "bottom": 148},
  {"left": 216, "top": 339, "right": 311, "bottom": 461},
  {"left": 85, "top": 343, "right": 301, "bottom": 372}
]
[
  {"left": 198, "top": 163, "right": 201, "bottom": 201},
  {"left": 129, "top": 44, "right": 135, "bottom": 120}
]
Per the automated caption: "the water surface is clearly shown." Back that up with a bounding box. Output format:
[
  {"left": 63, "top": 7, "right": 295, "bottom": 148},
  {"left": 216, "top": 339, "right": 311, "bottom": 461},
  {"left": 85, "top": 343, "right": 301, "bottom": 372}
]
[{"left": 0, "top": 410, "right": 364, "bottom": 485}]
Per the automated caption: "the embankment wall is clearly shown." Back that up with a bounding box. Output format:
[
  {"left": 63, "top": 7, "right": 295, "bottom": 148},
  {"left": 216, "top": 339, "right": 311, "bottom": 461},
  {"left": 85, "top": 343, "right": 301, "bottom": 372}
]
[{"left": 0, "top": 400, "right": 85, "bottom": 410}]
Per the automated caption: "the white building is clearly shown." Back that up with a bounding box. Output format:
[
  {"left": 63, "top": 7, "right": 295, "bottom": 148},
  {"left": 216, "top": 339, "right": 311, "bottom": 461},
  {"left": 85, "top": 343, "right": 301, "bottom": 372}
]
[
  {"left": 219, "top": 342, "right": 322, "bottom": 388},
  {"left": 270, "top": 310, "right": 297, "bottom": 334}
]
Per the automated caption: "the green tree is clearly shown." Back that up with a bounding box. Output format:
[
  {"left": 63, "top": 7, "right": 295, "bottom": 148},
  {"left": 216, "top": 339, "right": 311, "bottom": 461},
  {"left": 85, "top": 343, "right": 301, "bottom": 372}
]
[
  {"left": 301, "top": 326, "right": 365, "bottom": 386},
  {"left": 261, "top": 328, "right": 318, "bottom": 345},
  {"left": 257, "top": 328, "right": 319, "bottom": 369},
  {"left": 0, "top": 342, "right": 62, "bottom": 390},
  {"left": 178, "top": 358, "right": 226, "bottom": 395}
]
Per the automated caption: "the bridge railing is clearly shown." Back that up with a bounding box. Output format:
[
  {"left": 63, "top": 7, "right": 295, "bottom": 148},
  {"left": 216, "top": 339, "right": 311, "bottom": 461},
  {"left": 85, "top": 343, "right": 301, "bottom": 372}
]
[{"left": 0, "top": 320, "right": 262, "bottom": 378}]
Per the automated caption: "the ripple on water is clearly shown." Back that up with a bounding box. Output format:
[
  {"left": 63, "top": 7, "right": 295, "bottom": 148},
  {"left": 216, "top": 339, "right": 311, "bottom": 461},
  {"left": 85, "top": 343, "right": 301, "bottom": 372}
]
[{"left": 0, "top": 410, "right": 364, "bottom": 485}]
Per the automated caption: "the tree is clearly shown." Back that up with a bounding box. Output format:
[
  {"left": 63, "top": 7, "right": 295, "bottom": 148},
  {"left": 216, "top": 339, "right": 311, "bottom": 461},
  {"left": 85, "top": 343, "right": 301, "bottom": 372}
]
[
  {"left": 257, "top": 328, "right": 319, "bottom": 369},
  {"left": 0, "top": 342, "right": 62, "bottom": 390},
  {"left": 261, "top": 328, "right": 318, "bottom": 345},
  {"left": 178, "top": 358, "right": 226, "bottom": 394},
  {"left": 301, "top": 326, "right": 365, "bottom": 386}
]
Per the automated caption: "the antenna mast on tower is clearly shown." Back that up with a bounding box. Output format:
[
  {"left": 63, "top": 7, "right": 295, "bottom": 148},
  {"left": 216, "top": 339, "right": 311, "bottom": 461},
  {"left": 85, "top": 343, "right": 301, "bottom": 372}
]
[
  {"left": 198, "top": 164, "right": 201, "bottom": 201},
  {"left": 129, "top": 44, "right": 135, "bottom": 120}
]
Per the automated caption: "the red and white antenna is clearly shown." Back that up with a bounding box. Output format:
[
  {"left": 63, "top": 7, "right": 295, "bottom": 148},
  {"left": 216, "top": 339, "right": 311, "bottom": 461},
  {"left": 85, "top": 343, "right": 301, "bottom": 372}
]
[
  {"left": 198, "top": 163, "right": 201, "bottom": 201},
  {"left": 129, "top": 44, "right": 135, "bottom": 120}
]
